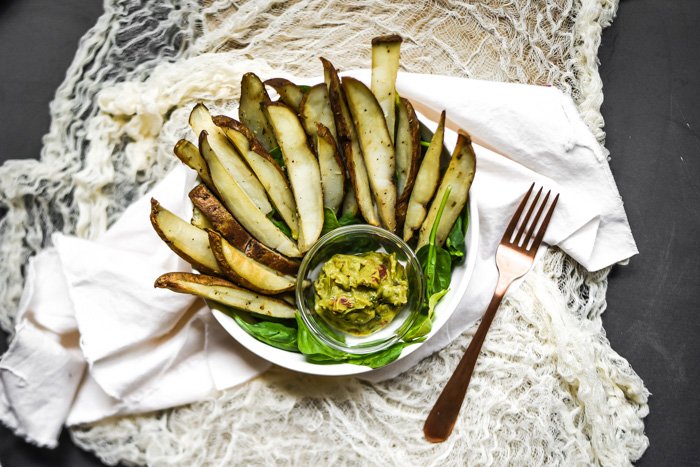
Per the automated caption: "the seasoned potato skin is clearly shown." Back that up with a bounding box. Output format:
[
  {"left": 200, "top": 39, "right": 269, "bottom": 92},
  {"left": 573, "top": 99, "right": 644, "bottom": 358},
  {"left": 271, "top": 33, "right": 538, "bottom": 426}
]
[
  {"left": 395, "top": 97, "right": 421, "bottom": 231},
  {"left": 154, "top": 272, "right": 296, "bottom": 319},
  {"left": 321, "top": 57, "right": 379, "bottom": 226},
  {"left": 208, "top": 229, "right": 295, "bottom": 295},
  {"left": 149, "top": 198, "right": 222, "bottom": 276},
  {"left": 189, "top": 184, "right": 300, "bottom": 275},
  {"left": 417, "top": 130, "right": 477, "bottom": 248},
  {"left": 264, "top": 78, "right": 305, "bottom": 111},
  {"left": 342, "top": 76, "right": 398, "bottom": 232},
  {"left": 239, "top": 72, "right": 277, "bottom": 152}
]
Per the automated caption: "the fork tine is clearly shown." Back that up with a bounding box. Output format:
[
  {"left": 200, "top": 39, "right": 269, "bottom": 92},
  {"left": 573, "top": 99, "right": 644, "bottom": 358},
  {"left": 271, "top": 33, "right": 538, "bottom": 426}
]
[
  {"left": 514, "top": 187, "right": 542, "bottom": 246},
  {"left": 523, "top": 190, "right": 551, "bottom": 248},
  {"left": 502, "top": 183, "right": 534, "bottom": 243},
  {"left": 528, "top": 193, "right": 559, "bottom": 253}
]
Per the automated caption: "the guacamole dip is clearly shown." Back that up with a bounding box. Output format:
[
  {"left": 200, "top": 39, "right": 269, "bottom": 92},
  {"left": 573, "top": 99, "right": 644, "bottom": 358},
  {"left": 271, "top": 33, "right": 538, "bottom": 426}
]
[{"left": 313, "top": 251, "right": 409, "bottom": 335}]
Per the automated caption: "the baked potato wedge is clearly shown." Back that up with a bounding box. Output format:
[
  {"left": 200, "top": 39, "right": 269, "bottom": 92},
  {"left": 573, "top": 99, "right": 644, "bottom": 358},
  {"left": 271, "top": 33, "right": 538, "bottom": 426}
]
[
  {"left": 342, "top": 76, "right": 397, "bottom": 232},
  {"left": 189, "top": 184, "right": 300, "bottom": 275},
  {"left": 208, "top": 229, "right": 296, "bottom": 295},
  {"left": 395, "top": 97, "right": 421, "bottom": 229},
  {"left": 154, "top": 272, "right": 295, "bottom": 319},
  {"left": 264, "top": 78, "right": 305, "bottom": 111},
  {"left": 173, "top": 139, "right": 215, "bottom": 190},
  {"left": 263, "top": 102, "right": 324, "bottom": 252},
  {"left": 371, "top": 34, "right": 402, "bottom": 143},
  {"left": 299, "top": 83, "right": 337, "bottom": 143},
  {"left": 395, "top": 98, "right": 421, "bottom": 197},
  {"left": 239, "top": 72, "right": 277, "bottom": 152},
  {"left": 417, "top": 130, "right": 477, "bottom": 248},
  {"left": 191, "top": 206, "right": 214, "bottom": 230},
  {"left": 341, "top": 189, "right": 359, "bottom": 217},
  {"left": 214, "top": 115, "right": 299, "bottom": 239},
  {"left": 189, "top": 103, "right": 271, "bottom": 214},
  {"left": 199, "top": 131, "right": 302, "bottom": 258},
  {"left": 403, "top": 110, "right": 446, "bottom": 242},
  {"left": 316, "top": 123, "right": 345, "bottom": 213},
  {"left": 321, "top": 57, "right": 379, "bottom": 226},
  {"left": 420, "top": 120, "right": 452, "bottom": 171},
  {"left": 150, "top": 199, "right": 222, "bottom": 276}
]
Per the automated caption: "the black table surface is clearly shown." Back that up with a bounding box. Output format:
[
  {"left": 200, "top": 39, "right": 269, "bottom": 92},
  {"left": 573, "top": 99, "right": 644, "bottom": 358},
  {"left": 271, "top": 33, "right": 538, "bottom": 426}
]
[{"left": 1, "top": 0, "right": 698, "bottom": 465}]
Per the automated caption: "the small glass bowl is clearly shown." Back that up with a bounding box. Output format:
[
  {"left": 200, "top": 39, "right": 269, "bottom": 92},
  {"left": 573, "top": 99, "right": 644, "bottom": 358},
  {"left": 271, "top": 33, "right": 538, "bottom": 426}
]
[{"left": 296, "top": 225, "right": 425, "bottom": 355}]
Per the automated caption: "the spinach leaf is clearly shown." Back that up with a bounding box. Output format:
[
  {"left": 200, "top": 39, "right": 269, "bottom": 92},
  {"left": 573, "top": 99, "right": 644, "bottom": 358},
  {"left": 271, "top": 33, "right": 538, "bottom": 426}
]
[
  {"left": 298, "top": 85, "right": 312, "bottom": 93},
  {"left": 321, "top": 207, "right": 362, "bottom": 236},
  {"left": 416, "top": 187, "right": 454, "bottom": 297},
  {"left": 296, "top": 313, "right": 350, "bottom": 360},
  {"left": 267, "top": 210, "right": 293, "bottom": 239},
  {"left": 233, "top": 314, "right": 298, "bottom": 352},
  {"left": 404, "top": 314, "right": 432, "bottom": 341},
  {"left": 338, "top": 212, "right": 362, "bottom": 227},
  {"left": 346, "top": 342, "right": 411, "bottom": 368},
  {"left": 268, "top": 146, "right": 285, "bottom": 168},
  {"left": 420, "top": 140, "right": 431, "bottom": 148},
  {"left": 445, "top": 203, "right": 469, "bottom": 262},
  {"left": 445, "top": 216, "right": 465, "bottom": 260},
  {"left": 321, "top": 208, "right": 340, "bottom": 236},
  {"left": 296, "top": 314, "right": 414, "bottom": 368},
  {"left": 427, "top": 289, "right": 449, "bottom": 320},
  {"left": 416, "top": 245, "right": 451, "bottom": 297}
]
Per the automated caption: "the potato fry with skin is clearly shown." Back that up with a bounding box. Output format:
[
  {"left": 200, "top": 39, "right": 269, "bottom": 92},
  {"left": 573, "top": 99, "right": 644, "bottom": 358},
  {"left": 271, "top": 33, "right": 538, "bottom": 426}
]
[
  {"left": 263, "top": 102, "right": 324, "bottom": 252},
  {"left": 300, "top": 83, "right": 337, "bottom": 143},
  {"left": 316, "top": 123, "right": 345, "bottom": 213},
  {"left": 341, "top": 189, "right": 359, "bottom": 218},
  {"left": 321, "top": 58, "right": 358, "bottom": 218},
  {"left": 173, "top": 139, "right": 216, "bottom": 190},
  {"left": 189, "top": 184, "right": 300, "bottom": 275},
  {"left": 321, "top": 57, "right": 379, "bottom": 226},
  {"left": 154, "top": 272, "right": 296, "bottom": 319},
  {"left": 213, "top": 115, "right": 299, "bottom": 240},
  {"left": 342, "top": 76, "right": 397, "bottom": 232},
  {"left": 189, "top": 103, "right": 271, "bottom": 214},
  {"left": 208, "top": 229, "right": 296, "bottom": 295},
  {"left": 150, "top": 199, "right": 222, "bottom": 276},
  {"left": 394, "top": 97, "right": 421, "bottom": 230},
  {"left": 371, "top": 34, "right": 402, "bottom": 143},
  {"left": 264, "top": 78, "right": 305, "bottom": 111},
  {"left": 403, "top": 110, "right": 446, "bottom": 242},
  {"left": 198, "top": 131, "right": 302, "bottom": 258},
  {"left": 417, "top": 130, "right": 477, "bottom": 248},
  {"left": 191, "top": 206, "right": 214, "bottom": 230},
  {"left": 240, "top": 72, "right": 277, "bottom": 152}
]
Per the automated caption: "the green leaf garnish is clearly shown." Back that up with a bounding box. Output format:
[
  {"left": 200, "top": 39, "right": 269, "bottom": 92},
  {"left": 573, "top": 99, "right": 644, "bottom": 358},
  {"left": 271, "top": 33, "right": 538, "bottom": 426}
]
[
  {"left": 427, "top": 289, "right": 449, "bottom": 320},
  {"left": 295, "top": 314, "right": 412, "bottom": 368},
  {"left": 404, "top": 314, "right": 432, "bottom": 341},
  {"left": 445, "top": 202, "right": 469, "bottom": 263},
  {"left": 269, "top": 146, "right": 285, "bottom": 168},
  {"left": 321, "top": 207, "right": 362, "bottom": 236},
  {"left": 267, "top": 210, "right": 293, "bottom": 239},
  {"left": 416, "top": 186, "right": 453, "bottom": 297},
  {"left": 233, "top": 314, "right": 298, "bottom": 352}
]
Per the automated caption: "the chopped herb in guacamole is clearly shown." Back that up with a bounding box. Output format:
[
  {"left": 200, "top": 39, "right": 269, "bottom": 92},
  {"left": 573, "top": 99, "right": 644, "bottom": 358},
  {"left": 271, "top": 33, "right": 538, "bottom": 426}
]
[{"left": 313, "top": 252, "right": 408, "bottom": 335}]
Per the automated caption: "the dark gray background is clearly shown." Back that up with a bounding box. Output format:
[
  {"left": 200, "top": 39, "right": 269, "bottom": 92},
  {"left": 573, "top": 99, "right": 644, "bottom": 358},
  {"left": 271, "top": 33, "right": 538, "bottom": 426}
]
[{"left": 1, "top": 0, "right": 698, "bottom": 465}]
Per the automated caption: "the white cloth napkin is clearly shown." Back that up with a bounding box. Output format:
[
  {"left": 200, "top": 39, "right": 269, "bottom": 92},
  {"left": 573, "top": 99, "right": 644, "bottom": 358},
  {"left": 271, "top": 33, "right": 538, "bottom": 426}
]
[{"left": 0, "top": 72, "right": 637, "bottom": 448}]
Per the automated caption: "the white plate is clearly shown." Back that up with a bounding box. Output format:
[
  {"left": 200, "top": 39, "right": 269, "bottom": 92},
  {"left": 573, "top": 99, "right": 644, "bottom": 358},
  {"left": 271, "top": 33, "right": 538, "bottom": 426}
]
[{"left": 213, "top": 114, "right": 479, "bottom": 376}]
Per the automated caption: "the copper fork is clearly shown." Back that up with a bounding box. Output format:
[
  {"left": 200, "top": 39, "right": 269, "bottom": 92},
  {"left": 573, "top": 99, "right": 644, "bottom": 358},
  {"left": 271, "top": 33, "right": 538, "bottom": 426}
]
[{"left": 423, "top": 183, "right": 559, "bottom": 443}]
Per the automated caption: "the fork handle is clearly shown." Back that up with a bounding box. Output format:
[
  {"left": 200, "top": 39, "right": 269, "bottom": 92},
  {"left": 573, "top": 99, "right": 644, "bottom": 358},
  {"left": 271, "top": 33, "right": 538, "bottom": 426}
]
[{"left": 423, "top": 273, "right": 513, "bottom": 443}]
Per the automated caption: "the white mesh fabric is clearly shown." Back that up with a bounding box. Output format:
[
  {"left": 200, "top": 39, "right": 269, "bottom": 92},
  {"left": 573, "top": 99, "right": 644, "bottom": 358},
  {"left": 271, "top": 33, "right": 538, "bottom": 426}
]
[{"left": 0, "top": 0, "right": 648, "bottom": 465}]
